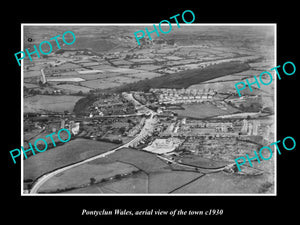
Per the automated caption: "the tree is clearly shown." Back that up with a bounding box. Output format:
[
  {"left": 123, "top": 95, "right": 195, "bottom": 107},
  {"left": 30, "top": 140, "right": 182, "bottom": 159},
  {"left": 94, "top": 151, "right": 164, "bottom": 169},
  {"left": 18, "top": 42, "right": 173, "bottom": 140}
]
[
  {"left": 90, "top": 177, "right": 96, "bottom": 185},
  {"left": 77, "top": 90, "right": 84, "bottom": 96},
  {"left": 114, "top": 174, "right": 122, "bottom": 180},
  {"left": 119, "top": 127, "right": 126, "bottom": 134}
]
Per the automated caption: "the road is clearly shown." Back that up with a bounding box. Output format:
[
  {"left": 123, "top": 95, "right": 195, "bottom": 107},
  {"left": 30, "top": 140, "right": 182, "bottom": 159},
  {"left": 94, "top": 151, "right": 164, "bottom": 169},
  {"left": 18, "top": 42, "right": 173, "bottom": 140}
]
[
  {"left": 29, "top": 94, "right": 156, "bottom": 194},
  {"left": 156, "top": 155, "right": 235, "bottom": 174},
  {"left": 30, "top": 136, "right": 137, "bottom": 194}
]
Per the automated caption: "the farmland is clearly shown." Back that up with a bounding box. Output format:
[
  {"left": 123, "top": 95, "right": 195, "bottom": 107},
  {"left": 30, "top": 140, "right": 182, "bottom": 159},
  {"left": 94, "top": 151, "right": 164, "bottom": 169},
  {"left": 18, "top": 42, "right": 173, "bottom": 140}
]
[
  {"left": 24, "top": 95, "right": 84, "bottom": 113},
  {"left": 44, "top": 149, "right": 206, "bottom": 194},
  {"left": 64, "top": 171, "right": 149, "bottom": 194},
  {"left": 54, "top": 84, "right": 92, "bottom": 93},
  {"left": 24, "top": 138, "right": 120, "bottom": 182},
  {"left": 111, "top": 61, "right": 250, "bottom": 92},
  {"left": 172, "top": 103, "right": 239, "bottom": 119},
  {"left": 106, "top": 148, "right": 171, "bottom": 173},
  {"left": 171, "top": 171, "right": 274, "bottom": 194},
  {"left": 148, "top": 171, "right": 203, "bottom": 193},
  {"left": 38, "top": 161, "right": 139, "bottom": 193}
]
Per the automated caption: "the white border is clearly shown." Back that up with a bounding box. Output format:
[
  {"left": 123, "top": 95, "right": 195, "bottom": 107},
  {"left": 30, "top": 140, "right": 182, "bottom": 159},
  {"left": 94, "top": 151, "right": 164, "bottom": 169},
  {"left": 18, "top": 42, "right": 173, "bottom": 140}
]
[{"left": 21, "top": 23, "right": 277, "bottom": 196}]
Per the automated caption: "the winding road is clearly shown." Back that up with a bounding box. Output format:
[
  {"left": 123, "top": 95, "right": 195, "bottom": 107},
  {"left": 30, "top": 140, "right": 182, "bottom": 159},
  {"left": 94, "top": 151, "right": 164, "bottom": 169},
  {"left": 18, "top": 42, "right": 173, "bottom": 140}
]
[
  {"left": 29, "top": 92, "right": 237, "bottom": 194},
  {"left": 29, "top": 93, "right": 156, "bottom": 194}
]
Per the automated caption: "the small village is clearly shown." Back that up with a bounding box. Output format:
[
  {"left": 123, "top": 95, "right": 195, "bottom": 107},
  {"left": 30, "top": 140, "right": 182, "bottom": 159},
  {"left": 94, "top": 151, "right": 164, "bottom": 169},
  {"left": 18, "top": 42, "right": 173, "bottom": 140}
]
[{"left": 23, "top": 25, "right": 275, "bottom": 194}]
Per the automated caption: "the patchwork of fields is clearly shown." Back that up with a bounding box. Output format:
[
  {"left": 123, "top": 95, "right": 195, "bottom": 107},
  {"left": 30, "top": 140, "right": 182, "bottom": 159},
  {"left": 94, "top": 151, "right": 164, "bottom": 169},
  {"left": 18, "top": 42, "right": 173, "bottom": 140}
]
[
  {"left": 24, "top": 138, "right": 120, "bottom": 181},
  {"left": 23, "top": 25, "right": 275, "bottom": 195},
  {"left": 37, "top": 148, "right": 207, "bottom": 194}
]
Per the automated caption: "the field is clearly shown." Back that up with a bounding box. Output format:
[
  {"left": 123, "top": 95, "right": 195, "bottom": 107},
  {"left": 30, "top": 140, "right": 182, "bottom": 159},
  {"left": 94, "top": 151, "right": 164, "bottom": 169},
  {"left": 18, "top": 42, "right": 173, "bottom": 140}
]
[
  {"left": 24, "top": 95, "right": 84, "bottom": 113},
  {"left": 148, "top": 171, "right": 203, "bottom": 193},
  {"left": 106, "top": 148, "right": 171, "bottom": 173},
  {"left": 248, "top": 62, "right": 274, "bottom": 69},
  {"left": 52, "top": 150, "right": 206, "bottom": 193},
  {"left": 38, "top": 161, "right": 139, "bottom": 193},
  {"left": 110, "top": 76, "right": 143, "bottom": 84},
  {"left": 55, "top": 84, "right": 92, "bottom": 93},
  {"left": 47, "top": 78, "right": 85, "bottom": 82},
  {"left": 172, "top": 103, "right": 238, "bottom": 119},
  {"left": 64, "top": 171, "right": 148, "bottom": 194},
  {"left": 60, "top": 161, "right": 274, "bottom": 194},
  {"left": 24, "top": 138, "right": 119, "bottom": 181},
  {"left": 89, "top": 148, "right": 171, "bottom": 173},
  {"left": 24, "top": 70, "right": 42, "bottom": 78},
  {"left": 135, "top": 65, "right": 161, "bottom": 71},
  {"left": 77, "top": 70, "right": 104, "bottom": 74},
  {"left": 128, "top": 72, "right": 162, "bottom": 79},
  {"left": 24, "top": 83, "right": 40, "bottom": 89},
  {"left": 225, "top": 69, "right": 265, "bottom": 77},
  {"left": 77, "top": 72, "right": 117, "bottom": 80},
  {"left": 172, "top": 171, "right": 274, "bottom": 194},
  {"left": 81, "top": 79, "right": 122, "bottom": 89}
]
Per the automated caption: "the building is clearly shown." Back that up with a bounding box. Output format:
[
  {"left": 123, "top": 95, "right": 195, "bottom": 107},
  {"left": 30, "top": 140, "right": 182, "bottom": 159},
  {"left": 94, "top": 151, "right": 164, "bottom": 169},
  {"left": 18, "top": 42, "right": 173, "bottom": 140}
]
[
  {"left": 252, "top": 120, "right": 259, "bottom": 135},
  {"left": 71, "top": 122, "right": 80, "bottom": 135},
  {"left": 60, "top": 119, "right": 65, "bottom": 129},
  {"left": 143, "top": 138, "right": 184, "bottom": 154},
  {"left": 241, "top": 119, "right": 248, "bottom": 133},
  {"left": 40, "top": 68, "right": 47, "bottom": 84}
]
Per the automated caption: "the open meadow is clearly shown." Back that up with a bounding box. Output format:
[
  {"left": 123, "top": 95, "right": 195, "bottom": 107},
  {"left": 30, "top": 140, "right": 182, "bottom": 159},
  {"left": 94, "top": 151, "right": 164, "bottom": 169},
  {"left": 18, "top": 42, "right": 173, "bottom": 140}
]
[
  {"left": 63, "top": 171, "right": 149, "bottom": 194},
  {"left": 172, "top": 103, "right": 239, "bottom": 119},
  {"left": 38, "top": 161, "right": 139, "bottom": 193},
  {"left": 172, "top": 171, "right": 274, "bottom": 194},
  {"left": 24, "top": 95, "right": 84, "bottom": 113},
  {"left": 24, "top": 138, "right": 120, "bottom": 182}
]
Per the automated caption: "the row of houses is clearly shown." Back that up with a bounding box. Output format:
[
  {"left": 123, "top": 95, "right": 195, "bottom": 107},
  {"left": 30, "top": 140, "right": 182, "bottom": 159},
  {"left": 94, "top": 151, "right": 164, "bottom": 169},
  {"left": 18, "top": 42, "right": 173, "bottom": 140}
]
[
  {"left": 150, "top": 88, "right": 217, "bottom": 104},
  {"left": 150, "top": 88, "right": 216, "bottom": 95},
  {"left": 158, "top": 95, "right": 214, "bottom": 104}
]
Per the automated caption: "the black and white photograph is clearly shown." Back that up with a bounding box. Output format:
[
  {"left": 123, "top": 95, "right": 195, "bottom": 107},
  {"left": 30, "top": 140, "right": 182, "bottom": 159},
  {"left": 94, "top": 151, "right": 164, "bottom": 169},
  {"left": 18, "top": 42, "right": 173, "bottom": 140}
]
[
  {"left": 3, "top": 4, "right": 298, "bottom": 223},
  {"left": 21, "top": 24, "right": 276, "bottom": 195}
]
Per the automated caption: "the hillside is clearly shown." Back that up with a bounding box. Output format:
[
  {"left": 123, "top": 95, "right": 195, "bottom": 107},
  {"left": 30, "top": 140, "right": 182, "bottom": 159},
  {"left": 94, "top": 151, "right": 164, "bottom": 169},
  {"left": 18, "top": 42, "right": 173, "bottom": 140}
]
[
  {"left": 73, "top": 61, "right": 250, "bottom": 114},
  {"left": 111, "top": 61, "right": 250, "bottom": 92}
]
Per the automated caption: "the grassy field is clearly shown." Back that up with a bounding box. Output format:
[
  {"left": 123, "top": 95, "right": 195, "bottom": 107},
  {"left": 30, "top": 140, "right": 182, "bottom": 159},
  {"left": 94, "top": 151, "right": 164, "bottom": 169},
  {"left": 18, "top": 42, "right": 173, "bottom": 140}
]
[
  {"left": 24, "top": 95, "right": 84, "bottom": 113},
  {"left": 58, "top": 165, "right": 204, "bottom": 194},
  {"left": 24, "top": 70, "right": 42, "bottom": 78},
  {"left": 38, "top": 161, "right": 139, "bottom": 193},
  {"left": 81, "top": 79, "right": 121, "bottom": 89},
  {"left": 55, "top": 84, "right": 92, "bottom": 93},
  {"left": 42, "top": 147, "right": 273, "bottom": 194},
  {"left": 63, "top": 171, "right": 148, "bottom": 194},
  {"left": 64, "top": 170, "right": 203, "bottom": 194},
  {"left": 99, "top": 172, "right": 148, "bottom": 193},
  {"left": 148, "top": 171, "right": 203, "bottom": 193},
  {"left": 24, "top": 138, "right": 119, "bottom": 181},
  {"left": 172, "top": 103, "right": 238, "bottom": 119},
  {"left": 172, "top": 171, "right": 274, "bottom": 194},
  {"left": 105, "top": 148, "right": 171, "bottom": 173}
]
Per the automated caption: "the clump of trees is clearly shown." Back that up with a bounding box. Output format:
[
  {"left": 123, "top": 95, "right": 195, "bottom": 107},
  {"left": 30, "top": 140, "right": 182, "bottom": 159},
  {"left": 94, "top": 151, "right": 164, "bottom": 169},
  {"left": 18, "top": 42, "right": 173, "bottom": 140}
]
[
  {"left": 73, "top": 93, "right": 97, "bottom": 115},
  {"left": 239, "top": 102, "right": 263, "bottom": 112}
]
